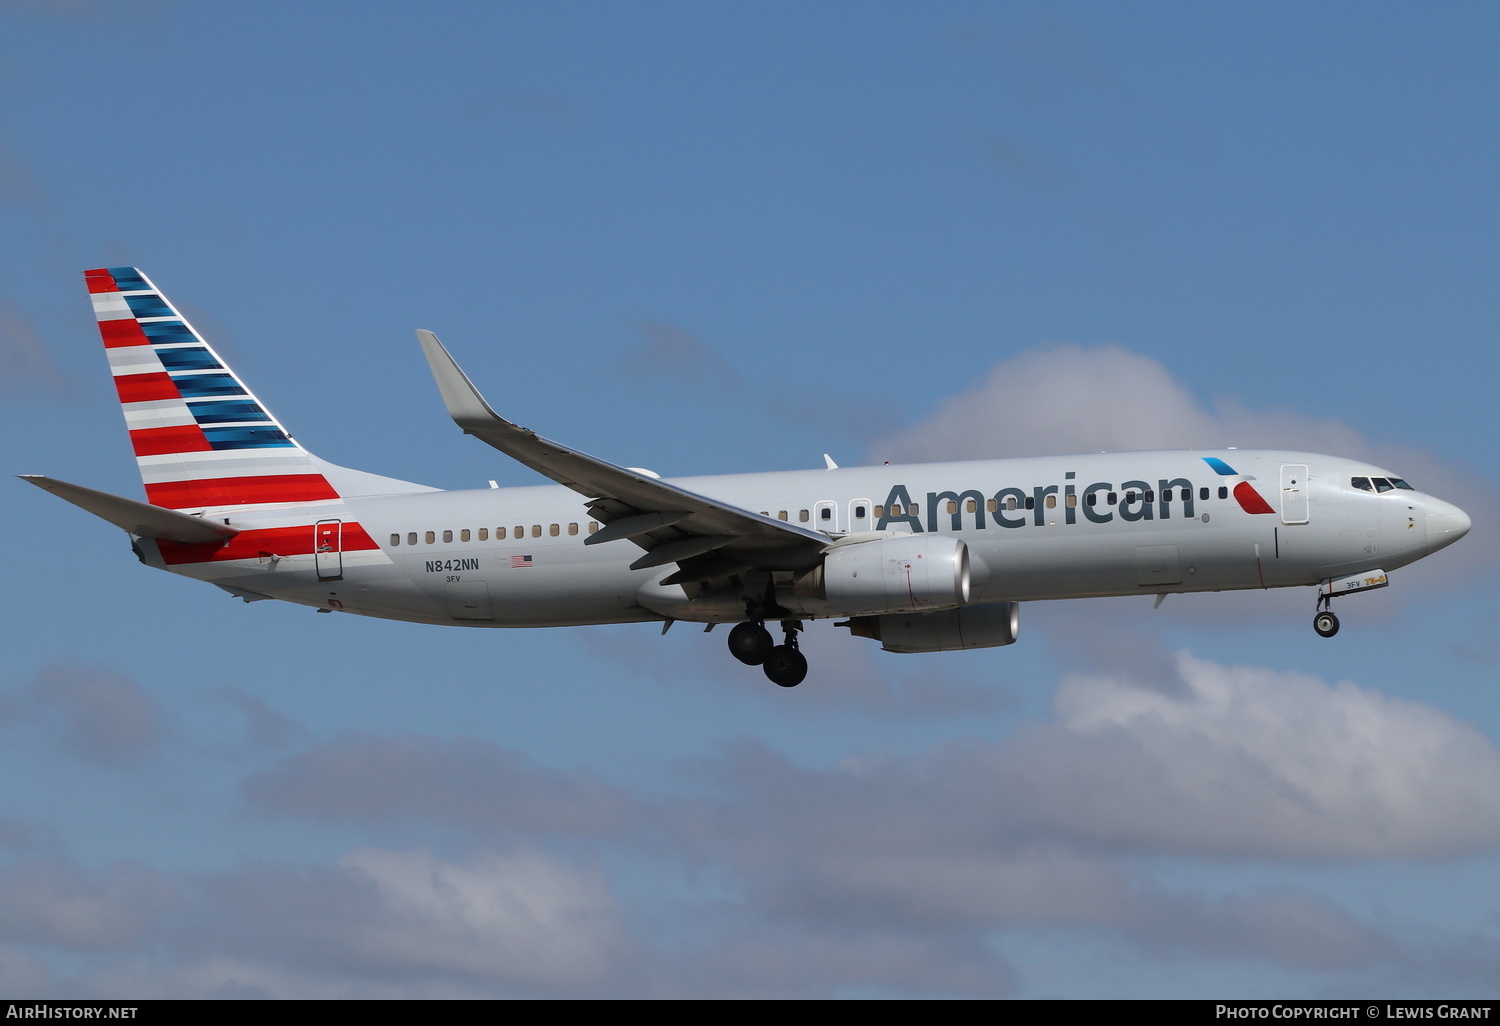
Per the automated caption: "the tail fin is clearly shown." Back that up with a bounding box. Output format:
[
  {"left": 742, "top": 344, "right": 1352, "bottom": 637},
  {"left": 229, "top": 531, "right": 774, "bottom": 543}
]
[
  {"left": 86, "top": 267, "right": 435, "bottom": 510},
  {"left": 87, "top": 266, "right": 338, "bottom": 511}
]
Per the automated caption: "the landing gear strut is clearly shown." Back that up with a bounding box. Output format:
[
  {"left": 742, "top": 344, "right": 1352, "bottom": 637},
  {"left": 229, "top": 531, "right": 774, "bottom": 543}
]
[
  {"left": 762, "top": 621, "right": 808, "bottom": 688},
  {"left": 1313, "top": 594, "right": 1340, "bottom": 638}
]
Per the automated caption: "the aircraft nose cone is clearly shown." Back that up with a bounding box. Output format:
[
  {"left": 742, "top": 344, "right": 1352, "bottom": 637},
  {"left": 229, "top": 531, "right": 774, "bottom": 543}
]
[{"left": 1426, "top": 498, "right": 1472, "bottom": 554}]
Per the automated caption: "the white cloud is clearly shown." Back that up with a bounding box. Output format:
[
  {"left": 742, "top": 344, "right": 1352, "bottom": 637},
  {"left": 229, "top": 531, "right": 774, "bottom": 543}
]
[
  {"left": 1018, "top": 653, "right": 1500, "bottom": 857},
  {"left": 871, "top": 343, "right": 1368, "bottom": 462},
  {"left": 0, "top": 858, "right": 176, "bottom": 952},
  {"left": 242, "top": 734, "right": 634, "bottom": 835},
  {"left": 3, "top": 648, "right": 1490, "bottom": 996},
  {"left": 174, "top": 845, "right": 632, "bottom": 994},
  {"left": 330, "top": 847, "right": 628, "bottom": 988},
  {"left": 27, "top": 665, "right": 165, "bottom": 767},
  {"left": 669, "top": 651, "right": 1500, "bottom": 965}
]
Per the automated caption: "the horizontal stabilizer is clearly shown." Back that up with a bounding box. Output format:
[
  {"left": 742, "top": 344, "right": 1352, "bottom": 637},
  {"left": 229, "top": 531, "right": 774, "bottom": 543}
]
[{"left": 19, "top": 475, "right": 239, "bottom": 544}]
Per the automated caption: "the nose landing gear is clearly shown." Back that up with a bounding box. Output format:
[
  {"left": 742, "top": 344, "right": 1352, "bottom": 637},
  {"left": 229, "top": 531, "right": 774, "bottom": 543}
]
[{"left": 1313, "top": 594, "right": 1340, "bottom": 638}]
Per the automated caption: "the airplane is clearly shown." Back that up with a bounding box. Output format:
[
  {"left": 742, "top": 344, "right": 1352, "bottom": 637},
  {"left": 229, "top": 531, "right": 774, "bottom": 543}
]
[{"left": 22, "top": 267, "right": 1472, "bottom": 687}]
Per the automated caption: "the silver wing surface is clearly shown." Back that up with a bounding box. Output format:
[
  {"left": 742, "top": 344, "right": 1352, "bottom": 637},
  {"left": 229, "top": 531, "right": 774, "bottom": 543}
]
[{"left": 417, "top": 331, "right": 829, "bottom": 585}]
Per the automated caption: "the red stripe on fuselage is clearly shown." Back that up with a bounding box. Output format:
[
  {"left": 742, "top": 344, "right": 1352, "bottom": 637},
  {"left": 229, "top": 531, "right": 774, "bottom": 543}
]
[
  {"left": 157, "top": 522, "right": 381, "bottom": 566},
  {"left": 98, "top": 318, "right": 149, "bottom": 347},
  {"left": 145, "top": 474, "right": 340, "bottom": 510},
  {"left": 114, "top": 372, "right": 181, "bottom": 403},
  {"left": 1233, "top": 481, "right": 1276, "bottom": 515},
  {"left": 130, "top": 424, "right": 213, "bottom": 457}
]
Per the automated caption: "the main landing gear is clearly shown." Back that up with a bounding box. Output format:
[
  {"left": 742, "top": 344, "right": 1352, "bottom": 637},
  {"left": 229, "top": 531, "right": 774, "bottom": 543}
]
[
  {"left": 1313, "top": 594, "right": 1340, "bottom": 638},
  {"left": 727, "top": 620, "right": 808, "bottom": 687}
]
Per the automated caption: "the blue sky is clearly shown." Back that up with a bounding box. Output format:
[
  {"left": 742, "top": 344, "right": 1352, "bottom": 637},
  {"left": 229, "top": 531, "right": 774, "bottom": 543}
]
[{"left": 2, "top": 1, "right": 1498, "bottom": 998}]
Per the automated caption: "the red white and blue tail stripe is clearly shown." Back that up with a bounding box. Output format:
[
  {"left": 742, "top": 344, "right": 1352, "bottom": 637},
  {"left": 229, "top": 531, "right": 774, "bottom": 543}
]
[{"left": 86, "top": 267, "right": 341, "bottom": 511}]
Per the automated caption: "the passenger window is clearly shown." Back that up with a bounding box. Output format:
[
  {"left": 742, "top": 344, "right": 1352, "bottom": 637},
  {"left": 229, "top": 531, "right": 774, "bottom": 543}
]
[
  {"left": 1351, "top": 477, "right": 1373, "bottom": 491},
  {"left": 1108, "top": 492, "right": 1117, "bottom": 505},
  {"left": 799, "top": 509, "right": 809, "bottom": 522},
  {"left": 777, "top": 511, "right": 788, "bottom": 521},
  {"left": 1045, "top": 495, "right": 1056, "bottom": 509},
  {"left": 589, "top": 522, "right": 599, "bottom": 534},
  {"left": 1066, "top": 494, "right": 1077, "bottom": 508},
  {"left": 946, "top": 500, "right": 958, "bottom": 514},
  {"left": 425, "top": 531, "right": 435, "bottom": 544},
  {"left": 515, "top": 526, "right": 524, "bottom": 539},
  {"left": 408, "top": 532, "right": 417, "bottom": 545},
  {"left": 986, "top": 498, "right": 997, "bottom": 513},
  {"left": 873, "top": 505, "right": 885, "bottom": 518},
  {"left": 443, "top": 530, "right": 453, "bottom": 543},
  {"left": 1199, "top": 487, "right": 1209, "bottom": 501},
  {"left": 1125, "top": 492, "right": 1136, "bottom": 504},
  {"left": 1145, "top": 490, "right": 1155, "bottom": 503},
  {"left": 911, "top": 503, "right": 920, "bottom": 516},
  {"left": 1005, "top": 497, "right": 1017, "bottom": 511},
  {"left": 568, "top": 523, "right": 578, "bottom": 535},
  {"left": 966, "top": 499, "right": 977, "bottom": 513},
  {"left": 531, "top": 525, "right": 542, "bottom": 538},
  {"left": 460, "top": 529, "right": 470, "bottom": 542},
  {"left": 549, "top": 524, "right": 559, "bottom": 536},
  {"left": 1218, "top": 486, "right": 1228, "bottom": 500},
  {"left": 497, "top": 527, "right": 507, "bottom": 540},
  {"left": 479, "top": 528, "right": 489, "bottom": 541},
  {"left": 389, "top": 534, "right": 400, "bottom": 546},
  {"left": 1024, "top": 496, "right": 1035, "bottom": 510},
  {"left": 1086, "top": 493, "right": 1096, "bottom": 507}
]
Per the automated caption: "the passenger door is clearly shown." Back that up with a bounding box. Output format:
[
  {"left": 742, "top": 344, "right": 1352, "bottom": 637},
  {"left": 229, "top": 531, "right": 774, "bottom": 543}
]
[{"left": 1281, "top": 464, "right": 1309, "bottom": 524}]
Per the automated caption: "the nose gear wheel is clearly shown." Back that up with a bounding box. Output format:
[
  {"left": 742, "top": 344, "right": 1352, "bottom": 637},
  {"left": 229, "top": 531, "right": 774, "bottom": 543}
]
[{"left": 1313, "top": 593, "right": 1340, "bottom": 638}]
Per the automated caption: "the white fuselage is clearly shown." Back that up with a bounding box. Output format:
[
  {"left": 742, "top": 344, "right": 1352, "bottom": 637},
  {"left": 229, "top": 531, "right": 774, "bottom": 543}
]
[{"left": 135, "top": 449, "right": 1466, "bottom": 629}]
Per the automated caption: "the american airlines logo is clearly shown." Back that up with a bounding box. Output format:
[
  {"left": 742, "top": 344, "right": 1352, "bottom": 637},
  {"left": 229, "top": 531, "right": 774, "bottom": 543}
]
[{"left": 876, "top": 459, "right": 1273, "bottom": 534}]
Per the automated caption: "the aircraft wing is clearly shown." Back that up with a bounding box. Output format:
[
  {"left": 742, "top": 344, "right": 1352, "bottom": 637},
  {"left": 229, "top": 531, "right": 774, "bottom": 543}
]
[
  {"left": 418, "top": 331, "right": 830, "bottom": 583},
  {"left": 19, "top": 475, "right": 239, "bottom": 544}
]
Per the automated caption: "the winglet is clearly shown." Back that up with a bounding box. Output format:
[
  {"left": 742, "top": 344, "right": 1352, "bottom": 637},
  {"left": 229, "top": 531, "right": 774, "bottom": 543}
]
[{"left": 415, "top": 329, "right": 510, "bottom": 435}]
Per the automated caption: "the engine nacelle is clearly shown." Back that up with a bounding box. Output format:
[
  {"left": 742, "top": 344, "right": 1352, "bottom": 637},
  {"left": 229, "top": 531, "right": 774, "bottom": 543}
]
[
  {"left": 843, "top": 602, "right": 1020, "bottom": 653},
  {"left": 801, "top": 534, "right": 971, "bottom": 616}
]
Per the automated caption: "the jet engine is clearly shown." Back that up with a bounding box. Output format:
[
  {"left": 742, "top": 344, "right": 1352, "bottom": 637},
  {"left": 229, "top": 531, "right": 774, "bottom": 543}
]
[
  {"left": 842, "top": 602, "right": 1020, "bottom": 653},
  {"left": 796, "top": 534, "right": 970, "bottom": 616}
]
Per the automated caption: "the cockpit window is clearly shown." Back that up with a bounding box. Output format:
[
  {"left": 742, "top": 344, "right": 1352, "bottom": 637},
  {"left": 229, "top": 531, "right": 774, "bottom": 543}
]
[
  {"left": 1352, "top": 477, "right": 1373, "bottom": 491},
  {"left": 1389, "top": 478, "right": 1413, "bottom": 490},
  {"left": 1373, "top": 478, "right": 1394, "bottom": 492}
]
